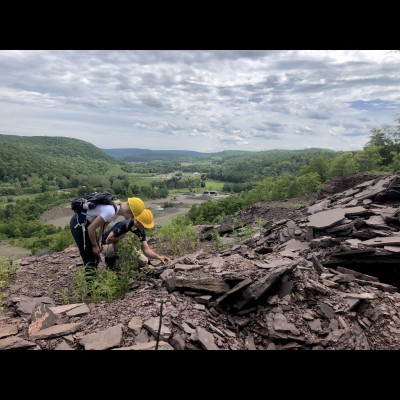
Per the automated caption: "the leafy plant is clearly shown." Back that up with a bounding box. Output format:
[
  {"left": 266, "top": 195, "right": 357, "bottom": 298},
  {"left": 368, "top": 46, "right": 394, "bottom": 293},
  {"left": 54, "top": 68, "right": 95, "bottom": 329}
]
[
  {"left": 0, "top": 256, "right": 17, "bottom": 312},
  {"left": 114, "top": 234, "right": 143, "bottom": 298},
  {"left": 70, "top": 234, "right": 144, "bottom": 303},
  {"left": 156, "top": 215, "right": 199, "bottom": 257},
  {"left": 71, "top": 266, "right": 91, "bottom": 303},
  {"left": 211, "top": 231, "right": 227, "bottom": 251},
  {"left": 256, "top": 217, "right": 267, "bottom": 229},
  {"left": 59, "top": 287, "right": 70, "bottom": 305},
  {"left": 232, "top": 226, "right": 253, "bottom": 242}
]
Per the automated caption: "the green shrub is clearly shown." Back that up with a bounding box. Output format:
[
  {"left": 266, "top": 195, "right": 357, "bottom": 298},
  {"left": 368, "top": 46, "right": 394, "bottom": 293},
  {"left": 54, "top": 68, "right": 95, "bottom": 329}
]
[
  {"left": 70, "top": 234, "right": 143, "bottom": 303},
  {"left": 157, "top": 215, "right": 199, "bottom": 257},
  {"left": 0, "top": 256, "right": 17, "bottom": 312}
]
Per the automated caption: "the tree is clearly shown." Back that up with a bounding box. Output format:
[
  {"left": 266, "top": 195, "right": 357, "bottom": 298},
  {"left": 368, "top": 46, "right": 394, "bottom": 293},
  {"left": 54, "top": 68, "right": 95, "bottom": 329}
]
[
  {"left": 354, "top": 146, "right": 383, "bottom": 172},
  {"left": 329, "top": 153, "right": 357, "bottom": 178},
  {"left": 292, "top": 173, "right": 322, "bottom": 196},
  {"left": 364, "top": 127, "right": 394, "bottom": 164}
]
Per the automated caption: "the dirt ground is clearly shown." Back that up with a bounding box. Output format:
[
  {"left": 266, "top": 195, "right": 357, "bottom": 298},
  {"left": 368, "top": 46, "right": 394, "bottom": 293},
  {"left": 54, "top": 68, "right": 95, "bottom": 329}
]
[{"left": 0, "top": 243, "right": 31, "bottom": 259}]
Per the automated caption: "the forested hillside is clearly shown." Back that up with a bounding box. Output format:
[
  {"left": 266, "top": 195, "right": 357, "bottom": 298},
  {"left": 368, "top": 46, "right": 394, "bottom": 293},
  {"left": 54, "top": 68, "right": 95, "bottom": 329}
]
[
  {"left": 1, "top": 115, "right": 400, "bottom": 256},
  {"left": 103, "top": 148, "right": 207, "bottom": 162},
  {"left": 0, "top": 134, "right": 126, "bottom": 194}
]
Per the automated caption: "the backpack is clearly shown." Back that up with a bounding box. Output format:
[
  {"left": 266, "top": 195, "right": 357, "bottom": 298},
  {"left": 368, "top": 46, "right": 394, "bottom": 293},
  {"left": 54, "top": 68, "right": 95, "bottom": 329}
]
[{"left": 71, "top": 191, "right": 117, "bottom": 213}]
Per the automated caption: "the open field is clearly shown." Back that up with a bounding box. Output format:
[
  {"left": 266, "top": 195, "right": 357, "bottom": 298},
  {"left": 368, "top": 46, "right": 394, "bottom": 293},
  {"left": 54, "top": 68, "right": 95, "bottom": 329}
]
[{"left": 0, "top": 242, "right": 31, "bottom": 259}]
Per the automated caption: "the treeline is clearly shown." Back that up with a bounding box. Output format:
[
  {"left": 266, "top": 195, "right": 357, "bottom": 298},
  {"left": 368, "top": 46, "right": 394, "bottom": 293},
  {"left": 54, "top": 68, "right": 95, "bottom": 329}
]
[
  {"left": 187, "top": 115, "right": 400, "bottom": 224},
  {"left": 0, "top": 135, "right": 130, "bottom": 196},
  {"left": 3, "top": 116, "right": 400, "bottom": 201}
]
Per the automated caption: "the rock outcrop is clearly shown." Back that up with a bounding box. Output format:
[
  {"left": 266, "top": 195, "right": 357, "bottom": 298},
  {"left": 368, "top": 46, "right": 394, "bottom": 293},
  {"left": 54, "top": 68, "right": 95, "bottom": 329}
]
[{"left": 1, "top": 173, "right": 400, "bottom": 350}]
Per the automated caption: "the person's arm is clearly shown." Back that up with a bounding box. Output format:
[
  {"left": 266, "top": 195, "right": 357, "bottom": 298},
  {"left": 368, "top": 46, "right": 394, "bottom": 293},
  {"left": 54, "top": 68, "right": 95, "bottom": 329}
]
[
  {"left": 106, "top": 231, "right": 127, "bottom": 244},
  {"left": 141, "top": 241, "right": 170, "bottom": 264},
  {"left": 87, "top": 215, "right": 106, "bottom": 256}
]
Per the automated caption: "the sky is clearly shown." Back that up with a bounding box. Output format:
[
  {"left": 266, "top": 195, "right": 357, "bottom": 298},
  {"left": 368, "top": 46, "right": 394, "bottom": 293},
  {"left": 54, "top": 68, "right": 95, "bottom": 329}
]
[{"left": 0, "top": 50, "right": 399, "bottom": 153}]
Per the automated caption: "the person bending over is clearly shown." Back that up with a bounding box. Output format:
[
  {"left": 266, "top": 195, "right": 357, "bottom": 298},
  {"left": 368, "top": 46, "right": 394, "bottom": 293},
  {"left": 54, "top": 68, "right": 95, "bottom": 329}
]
[
  {"left": 70, "top": 197, "right": 145, "bottom": 278},
  {"left": 101, "top": 209, "right": 170, "bottom": 269}
]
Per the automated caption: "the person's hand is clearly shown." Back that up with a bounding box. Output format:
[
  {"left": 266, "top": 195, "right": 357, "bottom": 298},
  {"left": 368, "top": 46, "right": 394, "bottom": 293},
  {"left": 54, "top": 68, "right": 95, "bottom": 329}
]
[
  {"left": 92, "top": 246, "right": 100, "bottom": 256},
  {"left": 158, "top": 255, "right": 170, "bottom": 264}
]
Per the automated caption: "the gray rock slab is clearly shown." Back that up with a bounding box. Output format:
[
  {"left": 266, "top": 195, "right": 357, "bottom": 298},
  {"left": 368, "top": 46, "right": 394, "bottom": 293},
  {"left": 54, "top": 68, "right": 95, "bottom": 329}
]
[
  {"left": 196, "top": 327, "right": 219, "bottom": 350},
  {"left": 195, "top": 295, "right": 212, "bottom": 304},
  {"left": 362, "top": 237, "right": 400, "bottom": 246},
  {"left": 344, "top": 206, "right": 368, "bottom": 216},
  {"left": 170, "top": 333, "right": 186, "bottom": 350},
  {"left": 244, "top": 334, "right": 257, "bottom": 350},
  {"left": 326, "top": 221, "right": 354, "bottom": 233},
  {"left": 55, "top": 340, "right": 74, "bottom": 350},
  {"left": 143, "top": 317, "right": 172, "bottom": 340},
  {"left": 354, "top": 177, "right": 391, "bottom": 200},
  {"left": 260, "top": 259, "right": 294, "bottom": 269},
  {"left": 135, "top": 331, "right": 150, "bottom": 344},
  {"left": 160, "top": 268, "right": 175, "bottom": 281},
  {"left": 364, "top": 215, "right": 386, "bottom": 227},
  {"left": 308, "top": 319, "right": 322, "bottom": 332},
  {"left": 337, "top": 196, "right": 353, "bottom": 205},
  {"left": 174, "top": 264, "right": 202, "bottom": 271},
  {"left": 128, "top": 316, "right": 143, "bottom": 334},
  {"left": 273, "top": 313, "right": 300, "bottom": 335},
  {"left": 319, "top": 303, "right": 335, "bottom": 319},
  {"left": 28, "top": 303, "right": 58, "bottom": 337},
  {"left": 0, "top": 335, "right": 37, "bottom": 350},
  {"left": 30, "top": 322, "right": 82, "bottom": 340},
  {"left": 347, "top": 199, "right": 359, "bottom": 207},
  {"left": 80, "top": 324, "right": 123, "bottom": 350},
  {"left": 49, "top": 303, "right": 85, "bottom": 316},
  {"left": 66, "top": 304, "right": 90, "bottom": 317},
  {"left": 17, "top": 297, "right": 55, "bottom": 316},
  {"left": 342, "top": 292, "right": 376, "bottom": 300},
  {"left": 307, "top": 200, "right": 331, "bottom": 215},
  {"left": 284, "top": 239, "right": 309, "bottom": 251},
  {"left": 307, "top": 208, "right": 346, "bottom": 229},
  {"left": 0, "top": 324, "right": 18, "bottom": 339},
  {"left": 384, "top": 245, "right": 400, "bottom": 253},
  {"left": 165, "top": 276, "right": 230, "bottom": 294},
  {"left": 344, "top": 188, "right": 360, "bottom": 197},
  {"left": 355, "top": 179, "right": 376, "bottom": 189}
]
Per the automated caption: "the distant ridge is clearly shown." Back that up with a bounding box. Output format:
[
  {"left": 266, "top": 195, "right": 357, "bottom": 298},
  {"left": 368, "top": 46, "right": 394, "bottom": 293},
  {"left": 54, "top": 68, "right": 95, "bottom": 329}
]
[{"left": 102, "top": 148, "right": 209, "bottom": 161}]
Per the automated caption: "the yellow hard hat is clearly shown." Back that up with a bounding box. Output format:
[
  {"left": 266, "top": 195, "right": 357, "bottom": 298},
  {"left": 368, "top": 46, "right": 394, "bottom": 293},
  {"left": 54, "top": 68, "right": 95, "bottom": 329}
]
[
  {"left": 128, "top": 197, "right": 145, "bottom": 217},
  {"left": 136, "top": 209, "right": 154, "bottom": 229}
]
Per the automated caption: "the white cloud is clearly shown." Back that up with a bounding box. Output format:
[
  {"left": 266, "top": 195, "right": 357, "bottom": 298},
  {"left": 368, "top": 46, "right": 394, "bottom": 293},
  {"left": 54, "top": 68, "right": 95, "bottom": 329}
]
[{"left": 0, "top": 50, "right": 399, "bottom": 152}]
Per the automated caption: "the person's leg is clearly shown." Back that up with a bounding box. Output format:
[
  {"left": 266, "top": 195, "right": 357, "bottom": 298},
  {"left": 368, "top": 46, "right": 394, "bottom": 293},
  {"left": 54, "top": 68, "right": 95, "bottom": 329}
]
[
  {"left": 138, "top": 252, "right": 149, "bottom": 268},
  {"left": 102, "top": 244, "right": 119, "bottom": 270},
  {"left": 70, "top": 215, "right": 98, "bottom": 267},
  {"left": 70, "top": 215, "right": 98, "bottom": 289}
]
